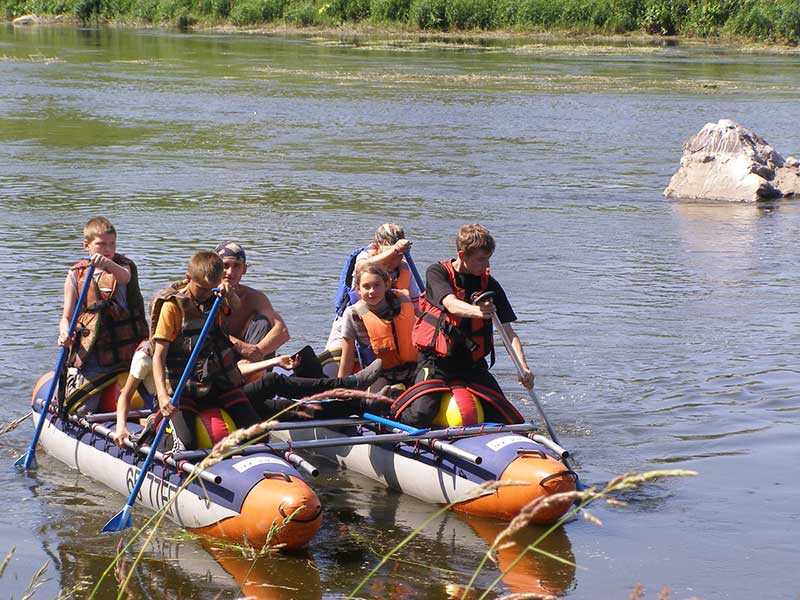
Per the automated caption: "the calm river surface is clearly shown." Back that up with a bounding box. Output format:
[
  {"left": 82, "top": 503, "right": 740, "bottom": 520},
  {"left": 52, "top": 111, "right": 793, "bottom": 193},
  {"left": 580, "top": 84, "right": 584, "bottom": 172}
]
[{"left": 1, "top": 25, "right": 798, "bottom": 599}]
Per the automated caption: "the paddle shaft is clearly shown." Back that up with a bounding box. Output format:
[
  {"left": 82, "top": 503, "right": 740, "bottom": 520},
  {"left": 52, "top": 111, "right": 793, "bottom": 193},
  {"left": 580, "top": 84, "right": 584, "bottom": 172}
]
[
  {"left": 489, "top": 312, "right": 562, "bottom": 447},
  {"left": 16, "top": 262, "right": 95, "bottom": 471},
  {"left": 403, "top": 250, "right": 425, "bottom": 291},
  {"left": 104, "top": 293, "right": 223, "bottom": 532}
]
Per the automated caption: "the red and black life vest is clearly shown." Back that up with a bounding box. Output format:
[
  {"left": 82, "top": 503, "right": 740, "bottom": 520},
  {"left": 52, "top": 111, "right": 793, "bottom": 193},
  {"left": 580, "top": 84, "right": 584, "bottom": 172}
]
[
  {"left": 354, "top": 290, "right": 418, "bottom": 369},
  {"left": 412, "top": 260, "right": 493, "bottom": 364},
  {"left": 150, "top": 282, "right": 243, "bottom": 398},
  {"left": 68, "top": 255, "right": 149, "bottom": 370}
]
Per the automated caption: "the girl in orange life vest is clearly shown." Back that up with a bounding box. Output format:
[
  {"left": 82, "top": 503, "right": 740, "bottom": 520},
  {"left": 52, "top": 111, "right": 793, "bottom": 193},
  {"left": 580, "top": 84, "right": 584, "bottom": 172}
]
[
  {"left": 324, "top": 223, "right": 421, "bottom": 360},
  {"left": 395, "top": 224, "right": 534, "bottom": 427},
  {"left": 337, "top": 263, "right": 418, "bottom": 394}
]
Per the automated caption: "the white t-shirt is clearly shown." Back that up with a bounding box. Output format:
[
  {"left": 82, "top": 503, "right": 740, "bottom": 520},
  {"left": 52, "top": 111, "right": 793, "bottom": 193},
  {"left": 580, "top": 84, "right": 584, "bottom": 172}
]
[{"left": 129, "top": 348, "right": 155, "bottom": 395}]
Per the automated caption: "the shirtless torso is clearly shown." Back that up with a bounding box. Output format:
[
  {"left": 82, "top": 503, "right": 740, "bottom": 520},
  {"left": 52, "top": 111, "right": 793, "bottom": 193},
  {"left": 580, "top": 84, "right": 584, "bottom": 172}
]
[{"left": 223, "top": 283, "right": 289, "bottom": 362}]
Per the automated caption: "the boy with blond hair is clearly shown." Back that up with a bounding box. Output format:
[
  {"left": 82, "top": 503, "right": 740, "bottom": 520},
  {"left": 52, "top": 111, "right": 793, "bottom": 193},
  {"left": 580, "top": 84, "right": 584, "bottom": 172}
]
[
  {"left": 58, "top": 217, "right": 148, "bottom": 415},
  {"left": 394, "top": 224, "right": 533, "bottom": 427},
  {"left": 150, "top": 251, "right": 260, "bottom": 450}
]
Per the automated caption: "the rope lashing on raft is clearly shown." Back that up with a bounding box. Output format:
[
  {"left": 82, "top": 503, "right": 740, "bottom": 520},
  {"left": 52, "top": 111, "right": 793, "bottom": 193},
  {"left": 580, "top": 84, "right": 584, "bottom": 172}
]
[{"left": 199, "top": 388, "right": 390, "bottom": 469}]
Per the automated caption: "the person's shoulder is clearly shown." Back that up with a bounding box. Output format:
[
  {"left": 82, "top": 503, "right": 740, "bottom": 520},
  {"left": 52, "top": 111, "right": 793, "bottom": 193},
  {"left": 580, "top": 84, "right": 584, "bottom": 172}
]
[
  {"left": 111, "top": 253, "right": 137, "bottom": 269},
  {"left": 237, "top": 284, "right": 267, "bottom": 299},
  {"left": 487, "top": 272, "right": 503, "bottom": 287},
  {"left": 237, "top": 284, "right": 270, "bottom": 309},
  {"left": 427, "top": 260, "right": 450, "bottom": 275}
]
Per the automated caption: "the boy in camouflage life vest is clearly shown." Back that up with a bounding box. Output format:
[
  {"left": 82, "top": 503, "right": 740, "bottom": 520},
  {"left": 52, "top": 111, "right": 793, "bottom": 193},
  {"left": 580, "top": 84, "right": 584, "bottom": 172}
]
[
  {"left": 150, "top": 251, "right": 260, "bottom": 450},
  {"left": 58, "top": 217, "right": 148, "bottom": 415}
]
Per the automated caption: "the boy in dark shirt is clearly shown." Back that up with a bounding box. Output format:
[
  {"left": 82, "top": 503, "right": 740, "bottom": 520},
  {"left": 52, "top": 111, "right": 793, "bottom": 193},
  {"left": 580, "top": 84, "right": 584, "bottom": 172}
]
[{"left": 396, "top": 224, "right": 534, "bottom": 426}]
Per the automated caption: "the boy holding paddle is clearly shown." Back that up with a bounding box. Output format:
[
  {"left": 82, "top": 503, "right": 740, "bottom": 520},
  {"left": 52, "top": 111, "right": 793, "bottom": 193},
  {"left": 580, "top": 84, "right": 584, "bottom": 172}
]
[
  {"left": 393, "top": 223, "right": 533, "bottom": 427},
  {"left": 57, "top": 217, "right": 149, "bottom": 415},
  {"left": 150, "top": 251, "right": 261, "bottom": 450}
]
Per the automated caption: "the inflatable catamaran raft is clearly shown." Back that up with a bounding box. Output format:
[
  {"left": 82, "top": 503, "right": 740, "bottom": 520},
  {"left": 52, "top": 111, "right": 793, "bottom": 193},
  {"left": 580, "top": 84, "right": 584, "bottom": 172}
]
[
  {"left": 28, "top": 372, "right": 323, "bottom": 550},
  {"left": 171, "top": 410, "right": 578, "bottom": 524}
]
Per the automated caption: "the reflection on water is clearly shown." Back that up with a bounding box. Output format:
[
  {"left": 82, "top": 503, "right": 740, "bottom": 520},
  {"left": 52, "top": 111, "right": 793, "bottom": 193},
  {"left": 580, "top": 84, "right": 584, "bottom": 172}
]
[{"left": 1, "top": 25, "right": 799, "bottom": 600}]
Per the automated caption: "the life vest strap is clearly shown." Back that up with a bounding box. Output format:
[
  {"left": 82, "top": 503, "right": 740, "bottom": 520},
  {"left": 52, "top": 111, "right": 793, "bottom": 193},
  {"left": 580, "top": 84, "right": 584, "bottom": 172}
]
[{"left": 60, "top": 368, "right": 126, "bottom": 416}]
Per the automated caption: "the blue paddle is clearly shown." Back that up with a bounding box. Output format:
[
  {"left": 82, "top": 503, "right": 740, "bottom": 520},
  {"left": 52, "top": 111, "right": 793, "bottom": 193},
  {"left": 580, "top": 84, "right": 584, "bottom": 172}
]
[
  {"left": 15, "top": 262, "right": 95, "bottom": 471},
  {"left": 362, "top": 412, "right": 483, "bottom": 464},
  {"left": 102, "top": 291, "right": 223, "bottom": 533},
  {"left": 403, "top": 249, "right": 425, "bottom": 291}
]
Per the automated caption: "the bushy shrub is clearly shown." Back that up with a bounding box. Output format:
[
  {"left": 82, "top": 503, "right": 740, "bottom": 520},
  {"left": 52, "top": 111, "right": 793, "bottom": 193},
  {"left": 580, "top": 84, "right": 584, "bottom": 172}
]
[
  {"left": 130, "top": 0, "right": 159, "bottom": 21},
  {"left": 408, "top": 0, "right": 448, "bottom": 29},
  {"left": 607, "top": 0, "right": 644, "bottom": 29},
  {"left": 230, "top": 0, "right": 262, "bottom": 22},
  {"left": 515, "top": 0, "right": 562, "bottom": 27},
  {"left": 229, "top": 0, "right": 285, "bottom": 22},
  {"left": 774, "top": 1, "right": 800, "bottom": 43},
  {"left": 370, "top": 0, "right": 410, "bottom": 21},
  {"left": 284, "top": 0, "right": 323, "bottom": 25},
  {"left": 492, "top": 0, "right": 519, "bottom": 27},
  {"left": 445, "top": 0, "right": 495, "bottom": 29},
  {"left": 685, "top": 0, "right": 734, "bottom": 36},
  {"left": 195, "top": 0, "right": 232, "bottom": 17},
  {"left": 641, "top": 0, "right": 689, "bottom": 34},
  {"left": 588, "top": 0, "right": 615, "bottom": 29},
  {"left": 74, "top": 0, "right": 101, "bottom": 20},
  {"left": 327, "top": 0, "right": 370, "bottom": 21}
]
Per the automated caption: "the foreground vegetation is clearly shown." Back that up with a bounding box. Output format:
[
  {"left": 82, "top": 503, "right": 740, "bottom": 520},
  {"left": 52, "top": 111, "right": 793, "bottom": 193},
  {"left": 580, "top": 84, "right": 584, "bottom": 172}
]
[{"left": 2, "top": 0, "right": 799, "bottom": 45}]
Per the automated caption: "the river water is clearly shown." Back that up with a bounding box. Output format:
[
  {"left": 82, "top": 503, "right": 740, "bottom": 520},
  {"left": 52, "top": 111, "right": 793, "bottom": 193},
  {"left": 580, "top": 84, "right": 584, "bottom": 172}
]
[{"left": 1, "top": 25, "right": 798, "bottom": 599}]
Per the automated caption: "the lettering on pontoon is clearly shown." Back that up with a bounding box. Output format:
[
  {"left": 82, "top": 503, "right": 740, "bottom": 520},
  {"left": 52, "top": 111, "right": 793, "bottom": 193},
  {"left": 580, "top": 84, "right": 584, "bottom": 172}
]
[
  {"left": 124, "top": 466, "right": 177, "bottom": 517},
  {"left": 486, "top": 435, "right": 533, "bottom": 452},
  {"left": 232, "top": 456, "right": 285, "bottom": 472}
]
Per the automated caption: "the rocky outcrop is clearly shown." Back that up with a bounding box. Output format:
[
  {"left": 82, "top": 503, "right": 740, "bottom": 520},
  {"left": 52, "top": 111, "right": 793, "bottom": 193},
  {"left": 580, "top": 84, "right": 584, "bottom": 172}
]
[
  {"left": 12, "top": 14, "right": 40, "bottom": 25},
  {"left": 664, "top": 119, "right": 800, "bottom": 202}
]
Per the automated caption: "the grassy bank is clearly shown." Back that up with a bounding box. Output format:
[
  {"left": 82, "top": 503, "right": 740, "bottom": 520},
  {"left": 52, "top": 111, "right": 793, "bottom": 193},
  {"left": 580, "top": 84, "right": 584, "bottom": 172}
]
[{"left": 3, "top": 0, "right": 799, "bottom": 45}]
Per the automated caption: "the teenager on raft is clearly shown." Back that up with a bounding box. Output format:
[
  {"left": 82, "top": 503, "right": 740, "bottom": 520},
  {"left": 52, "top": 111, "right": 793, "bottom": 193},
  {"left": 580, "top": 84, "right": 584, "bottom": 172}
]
[{"left": 56, "top": 218, "right": 534, "bottom": 451}]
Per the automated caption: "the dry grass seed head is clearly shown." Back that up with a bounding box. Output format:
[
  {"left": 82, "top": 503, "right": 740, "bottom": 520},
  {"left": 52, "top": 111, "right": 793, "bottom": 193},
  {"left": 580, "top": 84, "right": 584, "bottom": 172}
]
[
  {"left": 582, "top": 510, "right": 603, "bottom": 526},
  {"left": 498, "top": 592, "right": 557, "bottom": 600},
  {"left": 608, "top": 470, "right": 698, "bottom": 490},
  {"left": 494, "top": 490, "right": 585, "bottom": 547},
  {"left": 630, "top": 582, "right": 645, "bottom": 600}
]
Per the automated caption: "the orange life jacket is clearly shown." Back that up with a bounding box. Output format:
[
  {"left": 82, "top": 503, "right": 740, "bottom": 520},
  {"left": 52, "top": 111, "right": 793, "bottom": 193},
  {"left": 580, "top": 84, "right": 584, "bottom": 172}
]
[
  {"left": 412, "top": 260, "right": 493, "bottom": 364},
  {"left": 354, "top": 290, "right": 418, "bottom": 369},
  {"left": 68, "top": 255, "right": 149, "bottom": 369}
]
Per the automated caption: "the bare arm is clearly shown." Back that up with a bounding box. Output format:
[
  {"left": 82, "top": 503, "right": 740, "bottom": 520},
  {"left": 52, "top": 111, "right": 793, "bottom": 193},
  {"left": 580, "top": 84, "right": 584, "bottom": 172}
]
[
  {"left": 58, "top": 274, "right": 78, "bottom": 347},
  {"left": 114, "top": 374, "right": 140, "bottom": 446},
  {"left": 338, "top": 337, "right": 356, "bottom": 377},
  {"left": 237, "top": 355, "right": 294, "bottom": 377},
  {"left": 152, "top": 340, "right": 174, "bottom": 418},
  {"left": 90, "top": 254, "right": 131, "bottom": 285},
  {"left": 230, "top": 293, "right": 290, "bottom": 361},
  {"left": 441, "top": 294, "right": 495, "bottom": 320},
  {"left": 502, "top": 322, "right": 534, "bottom": 389},
  {"left": 360, "top": 239, "right": 411, "bottom": 268}
]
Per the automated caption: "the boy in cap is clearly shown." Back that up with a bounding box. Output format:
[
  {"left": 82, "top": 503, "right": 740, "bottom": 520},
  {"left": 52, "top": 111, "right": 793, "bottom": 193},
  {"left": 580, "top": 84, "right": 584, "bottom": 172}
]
[{"left": 214, "top": 241, "right": 290, "bottom": 364}]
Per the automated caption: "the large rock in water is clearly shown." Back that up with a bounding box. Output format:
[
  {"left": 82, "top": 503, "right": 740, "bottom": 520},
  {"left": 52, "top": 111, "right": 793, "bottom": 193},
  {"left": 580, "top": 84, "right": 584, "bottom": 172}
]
[{"left": 664, "top": 119, "right": 800, "bottom": 202}]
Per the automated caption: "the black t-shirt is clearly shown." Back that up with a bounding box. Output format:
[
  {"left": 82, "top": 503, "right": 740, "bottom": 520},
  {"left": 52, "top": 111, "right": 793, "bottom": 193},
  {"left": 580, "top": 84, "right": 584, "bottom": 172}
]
[{"left": 423, "top": 260, "right": 517, "bottom": 370}]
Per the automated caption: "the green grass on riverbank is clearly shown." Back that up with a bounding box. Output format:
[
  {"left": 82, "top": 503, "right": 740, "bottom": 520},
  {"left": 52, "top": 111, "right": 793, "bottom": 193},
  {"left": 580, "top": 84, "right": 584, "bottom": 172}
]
[{"left": 3, "top": 0, "right": 799, "bottom": 45}]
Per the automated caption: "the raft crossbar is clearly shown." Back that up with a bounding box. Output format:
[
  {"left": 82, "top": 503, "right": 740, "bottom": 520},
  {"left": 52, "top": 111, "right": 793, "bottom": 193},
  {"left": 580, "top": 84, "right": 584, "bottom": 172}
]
[
  {"left": 73, "top": 416, "right": 223, "bottom": 485},
  {"left": 173, "top": 422, "right": 545, "bottom": 463}
]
